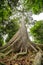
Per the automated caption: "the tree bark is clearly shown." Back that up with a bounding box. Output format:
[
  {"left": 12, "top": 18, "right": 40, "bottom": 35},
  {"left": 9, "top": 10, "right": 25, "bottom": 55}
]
[{"left": 32, "top": 52, "right": 42, "bottom": 65}]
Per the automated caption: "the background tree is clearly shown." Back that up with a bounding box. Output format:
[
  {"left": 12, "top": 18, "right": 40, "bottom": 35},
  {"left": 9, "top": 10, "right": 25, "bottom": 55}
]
[{"left": 30, "top": 21, "right": 43, "bottom": 44}]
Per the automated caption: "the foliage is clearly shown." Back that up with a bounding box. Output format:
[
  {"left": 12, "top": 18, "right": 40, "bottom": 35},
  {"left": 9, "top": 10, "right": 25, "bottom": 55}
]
[
  {"left": 0, "top": 35, "right": 4, "bottom": 46},
  {"left": 8, "top": 0, "right": 19, "bottom": 7},
  {"left": 22, "top": 0, "right": 43, "bottom": 14},
  {"left": 0, "top": 0, "right": 11, "bottom": 21},
  {"left": 6, "top": 19, "right": 20, "bottom": 42},
  {"left": 0, "top": 18, "right": 19, "bottom": 46},
  {"left": 30, "top": 21, "right": 43, "bottom": 44},
  {"left": 0, "top": 0, "right": 19, "bottom": 46}
]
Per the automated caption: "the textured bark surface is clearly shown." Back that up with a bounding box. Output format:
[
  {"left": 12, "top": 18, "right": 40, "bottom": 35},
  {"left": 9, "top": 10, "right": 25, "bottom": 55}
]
[{"left": 32, "top": 52, "right": 42, "bottom": 65}]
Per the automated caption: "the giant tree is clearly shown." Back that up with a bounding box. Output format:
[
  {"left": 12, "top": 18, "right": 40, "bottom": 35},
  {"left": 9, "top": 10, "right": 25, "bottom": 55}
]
[{"left": 0, "top": 0, "right": 43, "bottom": 61}]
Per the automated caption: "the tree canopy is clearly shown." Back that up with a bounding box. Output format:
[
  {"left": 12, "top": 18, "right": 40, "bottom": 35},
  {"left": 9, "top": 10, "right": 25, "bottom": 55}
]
[{"left": 22, "top": 0, "right": 43, "bottom": 14}]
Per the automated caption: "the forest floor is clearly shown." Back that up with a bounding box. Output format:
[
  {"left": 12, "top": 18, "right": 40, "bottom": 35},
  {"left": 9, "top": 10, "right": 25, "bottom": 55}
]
[{"left": 0, "top": 49, "right": 39, "bottom": 65}]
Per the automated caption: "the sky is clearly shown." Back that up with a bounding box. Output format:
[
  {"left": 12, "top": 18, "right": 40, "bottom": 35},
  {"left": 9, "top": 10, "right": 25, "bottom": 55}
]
[{"left": 32, "top": 12, "right": 43, "bottom": 21}]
